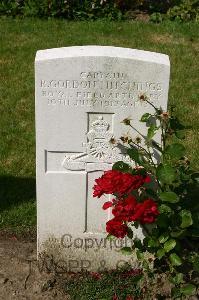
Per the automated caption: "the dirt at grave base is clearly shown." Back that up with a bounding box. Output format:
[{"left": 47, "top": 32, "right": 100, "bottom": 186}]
[
  {"left": 0, "top": 232, "right": 69, "bottom": 300},
  {"left": 0, "top": 232, "right": 198, "bottom": 300}
]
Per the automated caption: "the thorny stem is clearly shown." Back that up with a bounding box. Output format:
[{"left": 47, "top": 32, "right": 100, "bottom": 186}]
[
  {"left": 129, "top": 124, "right": 145, "bottom": 139},
  {"left": 142, "top": 98, "right": 166, "bottom": 149},
  {"left": 129, "top": 140, "right": 156, "bottom": 173},
  {"left": 128, "top": 123, "right": 162, "bottom": 150},
  {"left": 129, "top": 139, "right": 151, "bottom": 159},
  {"left": 160, "top": 122, "right": 166, "bottom": 151},
  {"left": 146, "top": 143, "right": 163, "bottom": 191},
  {"left": 161, "top": 125, "right": 165, "bottom": 151},
  {"left": 145, "top": 98, "right": 159, "bottom": 112},
  {"left": 146, "top": 143, "right": 157, "bottom": 171},
  {"left": 128, "top": 123, "right": 161, "bottom": 170},
  {"left": 129, "top": 137, "right": 157, "bottom": 172}
]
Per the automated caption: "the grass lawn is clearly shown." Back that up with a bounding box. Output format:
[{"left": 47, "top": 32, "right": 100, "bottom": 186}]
[{"left": 0, "top": 18, "right": 198, "bottom": 231}]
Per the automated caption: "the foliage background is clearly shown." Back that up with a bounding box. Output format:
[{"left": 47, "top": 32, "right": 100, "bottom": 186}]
[{"left": 0, "top": 0, "right": 198, "bottom": 21}]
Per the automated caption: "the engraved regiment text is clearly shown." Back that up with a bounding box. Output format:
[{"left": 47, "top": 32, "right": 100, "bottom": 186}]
[{"left": 40, "top": 71, "right": 163, "bottom": 108}]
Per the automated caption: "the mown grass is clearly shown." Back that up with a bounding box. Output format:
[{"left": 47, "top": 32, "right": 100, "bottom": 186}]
[{"left": 0, "top": 18, "right": 198, "bottom": 231}]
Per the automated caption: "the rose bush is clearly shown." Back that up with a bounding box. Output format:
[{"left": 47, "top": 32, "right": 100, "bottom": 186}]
[{"left": 93, "top": 97, "right": 199, "bottom": 298}]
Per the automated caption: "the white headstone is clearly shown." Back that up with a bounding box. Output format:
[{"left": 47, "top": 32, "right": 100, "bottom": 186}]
[{"left": 35, "top": 46, "right": 170, "bottom": 272}]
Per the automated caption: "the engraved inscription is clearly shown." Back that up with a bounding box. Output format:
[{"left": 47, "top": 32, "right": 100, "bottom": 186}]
[{"left": 40, "top": 71, "right": 163, "bottom": 108}]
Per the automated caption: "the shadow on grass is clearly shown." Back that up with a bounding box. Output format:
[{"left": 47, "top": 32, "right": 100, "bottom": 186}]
[{"left": 0, "top": 175, "right": 36, "bottom": 211}]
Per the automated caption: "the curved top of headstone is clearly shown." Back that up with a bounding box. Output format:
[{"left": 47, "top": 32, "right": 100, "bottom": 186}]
[{"left": 35, "top": 45, "right": 169, "bottom": 66}]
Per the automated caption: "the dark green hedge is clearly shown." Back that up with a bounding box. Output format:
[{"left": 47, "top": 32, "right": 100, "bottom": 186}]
[
  {"left": 0, "top": 0, "right": 198, "bottom": 21},
  {"left": 0, "top": 0, "right": 121, "bottom": 19}
]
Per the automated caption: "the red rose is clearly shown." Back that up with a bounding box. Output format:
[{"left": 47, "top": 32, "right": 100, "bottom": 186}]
[
  {"left": 106, "top": 218, "right": 128, "bottom": 238},
  {"left": 139, "top": 199, "right": 159, "bottom": 223},
  {"left": 93, "top": 170, "right": 150, "bottom": 198},
  {"left": 144, "top": 175, "right": 151, "bottom": 183},
  {"left": 130, "top": 203, "right": 145, "bottom": 221},
  {"left": 102, "top": 201, "right": 113, "bottom": 210},
  {"left": 112, "top": 195, "right": 137, "bottom": 221},
  {"left": 131, "top": 199, "right": 159, "bottom": 224}
]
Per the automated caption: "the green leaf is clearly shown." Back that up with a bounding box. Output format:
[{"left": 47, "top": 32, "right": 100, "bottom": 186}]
[
  {"left": 180, "top": 172, "right": 191, "bottom": 182},
  {"left": 164, "top": 239, "right": 176, "bottom": 252},
  {"left": 171, "top": 287, "right": 182, "bottom": 298},
  {"left": 148, "top": 238, "right": 159, "bottom": 248},
  {"left": 136, "top": 249, "right": 144, "bottom": 260},
  {"left": 140, "top": 113, "right": 151, "bottom": 122},
  {"left": 120, "top": 247, "right": 132, "bottom": 255},
  {"left": 142, "top": 259, "right": 150, "bottom": 271},
  {"left": 164, "top": 143, "right": 185, "bottom": 159},
  {"left": 170, "top": 273, "right": 184, "bottom": 285},
  {"left": 127, "top": 147, "right": 139, "bottom": 161},
  {"left": 179, "top": 210, "right": 193, "bottom": 228},
  {"left": 127, "top": 148, "right": 146, "bottom": 166},
  {"left": 112, "top": 161, "right": 131, "bottom": 172},
  {"left": 131, "top": 274, "right": 143, "bottom": 283},
  {"left": 157, "top": 248, "right": 165, "bottom": 259},
  {"left": 170, "top": 116, "right": 185, "bottom": 131},
  {"left": 171, "top": 229, "right": 186, "bottom": 238},
  {"left": 157, "top": 214, "right": 169, "bottom": 229},
  {"left": 159, "top": 191, "right": 179, "bottom": 203},
  {"left": 144, "top": 188, "right": 158, "bottom": 199},
  {"left": 175, "top": 130, "right": 185, "bottom": 140},
  {"left": 190, "top": 254, "right": 199, "bottom": 272},
  {"left": 147, "top": 124, "right": 158, "bottom": 141},
  {"left": 190, "top": 228, "right": 199, "bottom": 238},
  {"left": 169, "top": 253, "right": 182, "bottom": 266},
  {"left": 191, "top": 172, "right": 199, "bottom": 184},
  {"left": 159, "top": 204, "right": 173, "bottom": 214},
  {"left": 180, "top": 284, "right": 196, "bottom": 296},
  {"left": 151, "top": 228, "right": 160, "bottom": 237},
  {"left": 106, "top": 234, "right": 115, "bottom": 240},
  {"left": 156, "top": 164, "right": 176, "bottom": 184},
  {"left": 159, "top": 233, "right": 169, "bottom": 243}
]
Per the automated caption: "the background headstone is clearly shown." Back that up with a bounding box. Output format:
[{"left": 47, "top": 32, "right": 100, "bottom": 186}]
[{"left": 35, "top": 46, "right": 170, "bottom": 271}]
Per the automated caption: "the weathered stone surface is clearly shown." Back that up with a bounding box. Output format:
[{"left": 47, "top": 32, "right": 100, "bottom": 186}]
[{"left": 35, "top": 46, "right": 170, "bottom": 271}]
